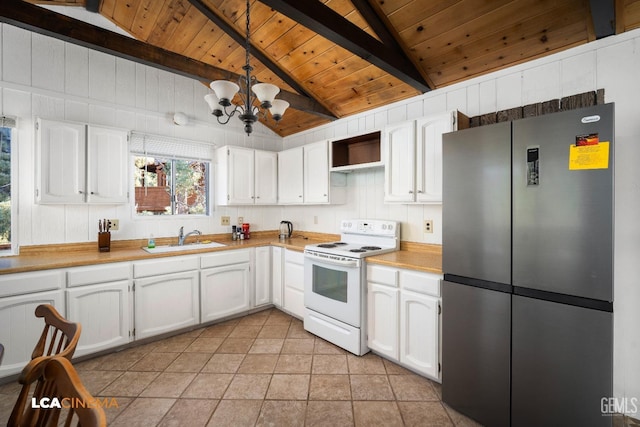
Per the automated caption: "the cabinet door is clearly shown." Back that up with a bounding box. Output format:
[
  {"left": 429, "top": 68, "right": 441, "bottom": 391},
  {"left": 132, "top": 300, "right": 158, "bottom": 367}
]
[
  {"left": 66, "top": 281, "right": 131, "bottom": 357},
  {"left": 0, "top": 290, "right": 64, "bottom": 378},
  {"left": 400, "top": 290, "right": 439, "bottom": 378},
  {"left": 86, "top": 125, "right": 129, "bottom": 203},
  {"left": 272, "top": 246, "right": 283, "bottom": 307},
  {"left": 134, "top": 271, "right": 199, "bottom": 339},
  {"left": 36, "top": 118, "right": 86, "bottom": 204},
  {"left": 227, "top": 146, "right": 255, "bottom": 204},
  {"left": 283, "top": 250, "right": 305, "bottom": 318},
  {"left": 254, "top": 247, "right": 271, "bottom": 306},
  {"left": 415, "top": 112, "right": 454, "bottom": 203},
  {"left": 303, "top": 140, "right": 329, "bottom": 204},
  {"left": 384, "top": 121, "right": 416, "bottom": 202},
  {"left": 200, "top": 263, "right": 250, "bottom": 323},
  {"left": 278, "top": 147, "right": 303, "bottom": 204},
  {"left": 367, "top": 283, "right": 399, "bottom": 360},
  {"left": 254, "top": 150, "right": 278, "bottom": 204}
]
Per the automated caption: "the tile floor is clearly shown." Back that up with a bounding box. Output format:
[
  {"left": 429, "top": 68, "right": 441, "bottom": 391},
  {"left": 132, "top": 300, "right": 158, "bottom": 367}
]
[{"left": 0, "top": 308, "right": 480, "bottom": 426}]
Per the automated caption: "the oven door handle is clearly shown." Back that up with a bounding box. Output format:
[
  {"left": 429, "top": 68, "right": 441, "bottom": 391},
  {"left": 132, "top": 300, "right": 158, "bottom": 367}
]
[{"left": 304, "top": 251, "right": 361, "bottom": 268}]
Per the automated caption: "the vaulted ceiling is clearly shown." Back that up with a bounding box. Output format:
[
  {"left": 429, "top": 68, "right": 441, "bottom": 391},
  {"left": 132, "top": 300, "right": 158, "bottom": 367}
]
[{"left": 3, "top": 0, "right": 640, "bottom": 136}]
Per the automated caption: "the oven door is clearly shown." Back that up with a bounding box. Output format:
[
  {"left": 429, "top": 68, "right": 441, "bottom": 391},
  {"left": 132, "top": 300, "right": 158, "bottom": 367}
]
[{"left": 304, "top": 251, "right": 362, "bottom": 327}]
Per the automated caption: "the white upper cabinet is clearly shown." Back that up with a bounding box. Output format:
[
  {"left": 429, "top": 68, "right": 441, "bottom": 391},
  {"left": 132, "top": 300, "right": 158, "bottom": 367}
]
[
  {"left": 36, "top": 118, "right": 128, "bottom": 204},
  {"left": 86, "top": 125, "right": 129, "bottom": 203},
  {"left": 384, "top": 121, "right": 416, "bottom": 203},
  {"left": 278, "top": 140, "right": 344, "bottom": 205},
  {"left": 304, "top": 140, "right": 330, "bottom": 204},
  {"left": 278, "top": 146, "right": 304, "bottom": 204},
  {"left": 254, "top": 149, "right": 278, "bottom": 204},
  {"left": 384, "top": 111, "right": 462, "bottom": 204},
  {"left": 36, "top": 119, "right": 86, "bottom": 204},
  {"left": 217, "top": 146, "right": 277, "bottom": 205}
]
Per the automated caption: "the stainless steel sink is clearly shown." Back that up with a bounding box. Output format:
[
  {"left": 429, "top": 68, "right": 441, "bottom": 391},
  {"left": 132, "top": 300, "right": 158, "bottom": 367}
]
[{"left": 142, "top": 241, "right": 226, "bottom": 253}]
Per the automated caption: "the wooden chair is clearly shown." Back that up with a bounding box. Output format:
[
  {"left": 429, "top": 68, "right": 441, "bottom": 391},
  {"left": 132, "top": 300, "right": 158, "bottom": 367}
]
[
  {"left": 31, "top": 304, "right": 81, "bottom": 361},
  {"left": 8, "top": 356, "right": 107, "bottom": 427}
]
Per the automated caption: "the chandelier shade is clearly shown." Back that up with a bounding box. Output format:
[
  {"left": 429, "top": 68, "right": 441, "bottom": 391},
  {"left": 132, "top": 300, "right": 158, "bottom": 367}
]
[
  {"left": 269, "top": 99, "right": 290, "bottom": 121},
  {"left": 203, "top": 0, "right": 288, "bottom": 135}
]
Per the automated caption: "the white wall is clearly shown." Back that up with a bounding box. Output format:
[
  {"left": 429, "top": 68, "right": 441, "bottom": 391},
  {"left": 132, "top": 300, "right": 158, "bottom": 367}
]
[
  {"left": 283, "top": 29, "right": 640, "bottom": 416},
  {"left": 1, "top": 20, "right": 638, "bottom": 415}
]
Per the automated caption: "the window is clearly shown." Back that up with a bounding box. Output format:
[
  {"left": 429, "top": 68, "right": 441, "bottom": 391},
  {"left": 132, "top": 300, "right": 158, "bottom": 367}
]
[
  {"left": 0, "top": 118, "right": 16, "bottom": 254},
  {"left": 134, "top": 156, "right": 209, "bottom": 215},
  {"left": 130, "top": 132, "right": 214, "bottom": 217}
]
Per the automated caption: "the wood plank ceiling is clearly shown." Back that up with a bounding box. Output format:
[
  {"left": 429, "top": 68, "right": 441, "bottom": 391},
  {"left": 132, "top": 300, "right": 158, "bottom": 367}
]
[{"left": 6, "top": 0, "right": 640, "bottom": 136}]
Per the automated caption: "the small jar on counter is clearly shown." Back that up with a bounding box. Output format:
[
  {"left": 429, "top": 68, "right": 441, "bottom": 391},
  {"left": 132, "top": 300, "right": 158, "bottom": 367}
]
[{"left": 232, "top": 225, "right": 237, "bottom": 241}]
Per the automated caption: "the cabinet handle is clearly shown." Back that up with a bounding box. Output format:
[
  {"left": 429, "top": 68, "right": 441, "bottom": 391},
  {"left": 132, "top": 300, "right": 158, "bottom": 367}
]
[
  {"left": 408, "top": 190, "right": 413, "bottom": 194},
  {"left": 417, "top": 190, "right": 423, "bottom": 193},
  {"left": 323, "top": 194, "right": 327, "bottom": 197},
  {"left": 256, "top": 196, "right": 260, "bottom": 199},
  {"left": 299, "top": 195, "right": 302, "bottom": 198},
  {"left": 78, "top": 190, "right": 84, "bottom": 194}
]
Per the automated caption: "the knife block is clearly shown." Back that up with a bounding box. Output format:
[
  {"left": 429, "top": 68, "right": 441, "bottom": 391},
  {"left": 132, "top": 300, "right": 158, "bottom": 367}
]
[{"left": 98, "top": 232, "right": 111, "bottom": 252}]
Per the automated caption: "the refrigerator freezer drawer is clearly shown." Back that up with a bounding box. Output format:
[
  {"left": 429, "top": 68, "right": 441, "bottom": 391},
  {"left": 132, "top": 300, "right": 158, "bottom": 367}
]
[
  {"left": 442, "top": 280, "right": 511, "bottom": 427},
  {"left": 512, "top": 295, "right": 613, "bottom": 427}
]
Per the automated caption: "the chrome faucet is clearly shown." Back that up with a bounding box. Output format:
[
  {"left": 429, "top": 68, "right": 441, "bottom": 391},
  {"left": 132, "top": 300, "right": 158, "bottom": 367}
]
[{"left": 178, "top": 226, "right": 202, "bottom": 246}]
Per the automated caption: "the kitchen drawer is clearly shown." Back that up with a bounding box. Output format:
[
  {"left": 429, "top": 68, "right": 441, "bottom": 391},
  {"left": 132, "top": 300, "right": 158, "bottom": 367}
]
[
  {"left": 201, "top": 248, "right": 250, "bottom": 269},
  {"left": 67, "top": 262, "right": 131, "bottom": 287},
  {"left": 366, "top": 264, "right": 399, "bottom": 287},
  {"left": 133, "top": 255, "right": 199, "bottom": 278},
  {"left": 0, "top": 270, "right": 65, "bottom": 298},
  {"left": 400, "top": 270, "right": 441, "bottom": 297},
  {"left": 285, "top": 248, "right": 304, "bottom": 265}
]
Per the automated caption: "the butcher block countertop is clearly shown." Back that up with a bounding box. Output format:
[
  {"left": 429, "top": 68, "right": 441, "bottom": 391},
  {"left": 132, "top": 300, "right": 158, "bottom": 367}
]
[
  {"left": 368, "top": 242, "right": 443, "bottom": 274},
  {"left": 0, "top": 231, "right": 442, "bottom": 275}
]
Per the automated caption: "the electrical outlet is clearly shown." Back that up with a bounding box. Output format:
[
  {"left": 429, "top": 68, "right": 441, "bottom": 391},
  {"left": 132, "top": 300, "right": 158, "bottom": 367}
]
[
  {"left": 221, "top": 216, "right": 230, "bottom": 226},
  {"left": 237, "top": 217, "right": 244, "bottom": 225},
  {"left": 109, "top": 219, "right": 119, "bottom": 231},
  {"left": 424, "top": 220, "right": 433, "bottom": 234}
]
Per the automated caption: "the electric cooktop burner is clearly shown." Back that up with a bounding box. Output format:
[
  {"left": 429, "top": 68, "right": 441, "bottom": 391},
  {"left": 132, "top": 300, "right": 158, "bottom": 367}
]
[
  {"left": 350, "top": 249, "right": 366, "bottom": 253},
  {"left": 333, "top": 242, "right": 348, "bottom": 246},
  {"left": 317, "top": 244, "right": 337, "bottom": 248},
  {"left": 361, "top": 246, "right": 382, "bottom": 250}
]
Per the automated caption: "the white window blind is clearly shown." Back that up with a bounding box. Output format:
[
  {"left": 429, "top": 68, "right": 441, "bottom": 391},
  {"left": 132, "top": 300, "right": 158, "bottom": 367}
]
[{"left": 129, "top": 132, "right": 215, "bottom": 161}]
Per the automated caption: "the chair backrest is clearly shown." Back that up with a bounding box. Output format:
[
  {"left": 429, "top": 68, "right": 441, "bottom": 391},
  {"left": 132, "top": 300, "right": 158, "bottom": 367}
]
[
  {"left": 31, "top": 304, "right": 81, "bottom": 360},
  {"left": 8, "top": 356, "right": 107, "bottom": 427}
]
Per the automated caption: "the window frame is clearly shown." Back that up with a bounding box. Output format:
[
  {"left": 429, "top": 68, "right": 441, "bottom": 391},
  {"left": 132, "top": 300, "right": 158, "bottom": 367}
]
[
  {"left": 132, "top": 154, "right": 212, "bottom": 217},
  {"left": 0, "top": 124, "right": 18, "bottom": 256}
]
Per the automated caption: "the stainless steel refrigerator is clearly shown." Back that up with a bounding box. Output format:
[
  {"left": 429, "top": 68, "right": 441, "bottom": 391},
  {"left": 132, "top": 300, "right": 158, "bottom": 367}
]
[{"left": 441, "top": 104, "right": 614, "bottom": 427}]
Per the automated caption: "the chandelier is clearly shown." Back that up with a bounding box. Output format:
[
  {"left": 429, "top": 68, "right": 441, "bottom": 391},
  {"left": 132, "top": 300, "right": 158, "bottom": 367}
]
[{"left": 204, "top": 0, "right": 289, "bottom": 135}]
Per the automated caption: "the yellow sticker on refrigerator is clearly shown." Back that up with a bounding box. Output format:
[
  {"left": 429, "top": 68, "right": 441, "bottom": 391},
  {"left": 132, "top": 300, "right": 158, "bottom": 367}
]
[{"left": 569, "top": 142, "right": 610, "bottom": 170}]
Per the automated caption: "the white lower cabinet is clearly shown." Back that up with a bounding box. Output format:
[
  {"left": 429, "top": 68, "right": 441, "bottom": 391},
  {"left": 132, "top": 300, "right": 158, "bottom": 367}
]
[
  {"left": 399, "top": 290, "right": 439, "bottom": 378},
  {"left": 200, "top": 249, "right": 251, "bottom": 323},
  {"left": 367, "top": 283, "right": 399, "bottom": 360},
  {"left": 66, "top": 262, "right": 132, "bottom": 357},
  {"left": 134, "top": 270, "right": 199, "bottom": 340},
  {"left": 254, "top": 246, "right": 271, "bottom": 307},
  {"left": 367, "top": 264, "right": 442, "bottom": 380},
  {"left": 283, "top": 249, "right": 305, "bottom": 318},
  {"left": 66, "top": 281, "right": 131, "bottom": 357},
  {"left": 272, "top": 246, "right": 283, "bottom": 307},
  {"left": 133, "top": 256, "right": 200, "bottom": 340},
  {"left": 0, "top": 289, "right": 65, "bottom": 378}
]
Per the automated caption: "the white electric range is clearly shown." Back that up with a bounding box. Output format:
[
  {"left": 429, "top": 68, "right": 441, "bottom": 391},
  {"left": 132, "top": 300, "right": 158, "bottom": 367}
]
[{"left": 303, "top": 219, "right": 400, "bottom": 355}]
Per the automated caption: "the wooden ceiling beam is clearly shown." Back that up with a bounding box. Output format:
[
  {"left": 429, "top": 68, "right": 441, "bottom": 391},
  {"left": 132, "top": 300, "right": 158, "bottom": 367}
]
[
  {"left": 85, "top": 0, "right": 101, "bottom": 14},
  {"left": 187, "top": 0, "right": 311, "bottom": 99},
  {"left": 0, "top": 0, "right": 335, "bottom": 120},
  {"left": 259, "top": 0, "right": 431, "bottom": 92},
  {"left": 589, "top": 0, "right": 616, "bottom": 39}
]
